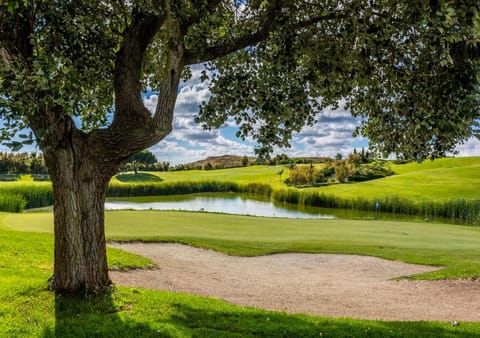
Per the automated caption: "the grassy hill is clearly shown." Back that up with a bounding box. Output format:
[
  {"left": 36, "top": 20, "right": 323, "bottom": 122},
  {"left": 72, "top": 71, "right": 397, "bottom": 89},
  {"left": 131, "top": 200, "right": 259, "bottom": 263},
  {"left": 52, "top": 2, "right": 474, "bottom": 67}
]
[{"left": 318, "top": 157, "right": 480, "bottom": 201}]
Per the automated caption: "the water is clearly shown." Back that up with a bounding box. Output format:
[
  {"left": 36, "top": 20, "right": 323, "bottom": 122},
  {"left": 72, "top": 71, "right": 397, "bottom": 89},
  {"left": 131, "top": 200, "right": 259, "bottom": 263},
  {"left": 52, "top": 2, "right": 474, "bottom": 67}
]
[
  {"left": 105, "top": 193, "right": 430, "bottom": 222},
  {"left": 106, "top": 193, "right": 335, "bottom": 219}
]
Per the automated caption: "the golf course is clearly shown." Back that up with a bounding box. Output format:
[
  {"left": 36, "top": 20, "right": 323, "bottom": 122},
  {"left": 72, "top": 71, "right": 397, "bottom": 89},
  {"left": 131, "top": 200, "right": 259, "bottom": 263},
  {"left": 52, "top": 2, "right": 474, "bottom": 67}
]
[{"left": 1, "top": 157, "right": 480, "bottom": 336}]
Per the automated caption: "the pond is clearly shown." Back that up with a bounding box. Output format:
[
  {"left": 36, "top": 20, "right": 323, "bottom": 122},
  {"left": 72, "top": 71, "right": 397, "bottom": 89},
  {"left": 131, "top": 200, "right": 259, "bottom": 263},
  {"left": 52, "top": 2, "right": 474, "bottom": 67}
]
[
  {"left": 106, "top": 192, "right": 430, "bottom": 222},
  {"left": 106, "top": 193, "right": 333, "bottom": 219}
]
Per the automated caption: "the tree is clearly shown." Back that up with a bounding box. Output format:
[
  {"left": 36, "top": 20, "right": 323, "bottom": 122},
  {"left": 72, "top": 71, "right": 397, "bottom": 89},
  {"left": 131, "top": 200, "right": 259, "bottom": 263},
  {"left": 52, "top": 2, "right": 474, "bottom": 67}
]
[
  {"left": 126, "top": 150, "right": 158, "bottom": 174},
  {"left": 348, "top": 153, "right": 363, "bottom": 166},
  {"left": 333, "top": 159, "right": 355, "bottom": 183},
  {"left": 0, "top": 1, "right": 478, "bottom": 294},
  {"left": 241, "top": 155, "right": 249, "bottom": 167}
]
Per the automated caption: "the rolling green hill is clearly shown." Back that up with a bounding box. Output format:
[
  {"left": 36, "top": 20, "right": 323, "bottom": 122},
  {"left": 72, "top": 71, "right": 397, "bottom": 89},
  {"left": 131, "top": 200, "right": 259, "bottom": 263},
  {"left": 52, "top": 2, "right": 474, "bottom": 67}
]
[{"left": 318, "top": 157, "right": 480, "bottom": 201}]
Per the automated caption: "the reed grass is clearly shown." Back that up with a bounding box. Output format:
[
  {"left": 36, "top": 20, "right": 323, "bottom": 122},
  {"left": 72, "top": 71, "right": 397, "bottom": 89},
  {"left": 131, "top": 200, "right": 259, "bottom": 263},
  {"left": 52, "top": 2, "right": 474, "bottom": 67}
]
[
  {"left": 272, "top": 189, "right": 480, "bottom": 225},
  {"left": 0, "top": 184, "right": 53, "bottom": 209},
  {"left": 107, "top": 180, "right": 241, "bottom": 197},
  {"left": 0, "top": 193, "right": 26, "bottom": 212}
]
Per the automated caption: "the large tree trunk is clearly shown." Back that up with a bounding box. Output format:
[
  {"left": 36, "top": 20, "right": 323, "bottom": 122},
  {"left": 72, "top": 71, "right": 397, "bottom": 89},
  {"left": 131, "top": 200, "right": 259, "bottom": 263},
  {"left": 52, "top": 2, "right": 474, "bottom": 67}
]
[{"left": 44, "top": 137, "right": 118, "bottom": 293}]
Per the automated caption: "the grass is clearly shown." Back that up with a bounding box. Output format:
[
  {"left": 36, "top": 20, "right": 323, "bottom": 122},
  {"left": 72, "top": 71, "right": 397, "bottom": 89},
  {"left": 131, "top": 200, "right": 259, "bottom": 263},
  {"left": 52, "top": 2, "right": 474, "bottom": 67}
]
[
  {"left": 318, "top": 157, "right": 480, "bottom": 201},
  {"left": 116, "top": 173, "right": 163, "bottom": 183},
  {"left": 1, "top": 217, "right": 480, "bottom": 336},
  {"left": 112, "top": 165, "right": 287, "bottom": 188},
  {"left": 4, "top": 210, "right": 480, "bottom": 280},
  {"left": 1, "top": 157, "right": 480, "bottom": 335}
]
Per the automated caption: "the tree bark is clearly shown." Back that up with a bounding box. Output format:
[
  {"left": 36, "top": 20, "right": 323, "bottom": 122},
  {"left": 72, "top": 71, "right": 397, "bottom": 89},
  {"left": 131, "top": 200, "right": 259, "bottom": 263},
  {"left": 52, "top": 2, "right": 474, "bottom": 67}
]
[{"left": 43, "top": 133, "right": 118, "bottom": 294}]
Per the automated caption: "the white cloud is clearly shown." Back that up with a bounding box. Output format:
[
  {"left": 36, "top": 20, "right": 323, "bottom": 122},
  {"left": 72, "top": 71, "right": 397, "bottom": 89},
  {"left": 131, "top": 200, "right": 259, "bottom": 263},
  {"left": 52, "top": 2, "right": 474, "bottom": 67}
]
[{"left": 454, "top": 137, "right": 480, "bottom": 157}]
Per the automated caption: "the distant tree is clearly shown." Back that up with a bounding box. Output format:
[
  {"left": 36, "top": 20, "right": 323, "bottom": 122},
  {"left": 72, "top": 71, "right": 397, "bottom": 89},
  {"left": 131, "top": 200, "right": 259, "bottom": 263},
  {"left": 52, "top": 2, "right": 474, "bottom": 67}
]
[
  {"left": 160, "top": 161, "right": 170, "bottom": 172},
  {"left": 289, "top": 166, "right": 310, "bottom": 186},
  {"left": 241, "top": 155, "right": 249, "bottom": 167},
  {"left": 29, "top": 153, "right": 48, "bottom": 174},
  {"left": 127, "top": 150, "right": 158, "bottom": 174},
  {"left": 348, "top": 153, "right": 363, "bottom": 166},
  {"left": 288, "top": 164, "right": 324, "bottom": 186},
  {"left": 333, "top": 159, "right": 355, "bottom": 183},
  {"left": 335, "top": 153, "right": 343, "bottom": 160}
]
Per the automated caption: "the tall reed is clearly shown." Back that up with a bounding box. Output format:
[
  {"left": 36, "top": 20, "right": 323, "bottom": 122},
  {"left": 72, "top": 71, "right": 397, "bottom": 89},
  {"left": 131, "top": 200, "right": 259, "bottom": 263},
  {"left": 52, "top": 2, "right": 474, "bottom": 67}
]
[
  {"left": 107, "top": 181, "right": 242, "bottom": 197},
  {"left": 0, "top": 193, "right": 26, "bottom": 213},
  {"left": 272, "top": 188, "right": 480, "bottom": 225},
  {"left": 0, "top": 183, "right": 53, "bottom": 209}
]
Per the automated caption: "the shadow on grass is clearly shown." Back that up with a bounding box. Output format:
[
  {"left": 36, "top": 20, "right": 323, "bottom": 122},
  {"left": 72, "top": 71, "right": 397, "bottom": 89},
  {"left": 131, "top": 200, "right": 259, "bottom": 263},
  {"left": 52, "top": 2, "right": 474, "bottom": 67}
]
[
  {"left": 116, "top": 173, "right": 163, "bottom": 183},
  {"left": 43, "top": 292, "right": 159, "bottom": 338},
  {"left": 169, "top": 303, "right": 478, "bottom": 338},
  {"left": 41, "top": 289, "right": 478, "bottom": 338}
]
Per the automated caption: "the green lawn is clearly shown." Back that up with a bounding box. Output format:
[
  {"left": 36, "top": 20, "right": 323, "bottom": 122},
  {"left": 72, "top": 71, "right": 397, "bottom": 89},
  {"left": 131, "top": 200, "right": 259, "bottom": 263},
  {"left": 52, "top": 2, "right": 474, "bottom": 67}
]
[
  {"left": 1, "top": 213, "right": 480, "bottom": 336},
  {"left": 1, "top": 157, "right": 480, "bottom": 335},
  {"left": 4, "top": 210, "right": 480, "bottom": 280}
]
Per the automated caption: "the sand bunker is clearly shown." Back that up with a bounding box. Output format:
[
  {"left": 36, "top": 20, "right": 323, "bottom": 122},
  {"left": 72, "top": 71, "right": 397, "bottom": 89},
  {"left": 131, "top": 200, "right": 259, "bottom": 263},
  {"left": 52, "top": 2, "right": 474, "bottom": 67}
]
[{"left": 109, "top": 242, "right": 480, "bottom": 321}]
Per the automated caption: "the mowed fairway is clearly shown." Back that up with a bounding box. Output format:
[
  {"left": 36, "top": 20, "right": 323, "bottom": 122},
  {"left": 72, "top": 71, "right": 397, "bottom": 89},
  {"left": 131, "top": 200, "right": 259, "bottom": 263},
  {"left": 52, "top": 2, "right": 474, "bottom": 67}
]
[{"left": 3, "top": 210, "right": 480, "bottom": 280}]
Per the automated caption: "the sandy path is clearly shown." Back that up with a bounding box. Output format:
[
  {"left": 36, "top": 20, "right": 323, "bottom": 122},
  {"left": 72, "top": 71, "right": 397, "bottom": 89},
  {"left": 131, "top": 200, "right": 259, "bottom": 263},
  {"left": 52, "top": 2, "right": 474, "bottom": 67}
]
[{"left": 109, "top": 242, "right": 480, "bottom": 321}]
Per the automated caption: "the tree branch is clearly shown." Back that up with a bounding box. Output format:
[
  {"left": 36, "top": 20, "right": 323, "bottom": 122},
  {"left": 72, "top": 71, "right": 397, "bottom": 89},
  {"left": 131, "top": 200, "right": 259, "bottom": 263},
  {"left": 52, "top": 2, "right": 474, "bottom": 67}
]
[
  {"left": 110, "top": 6, "right": 166, "bottom": 131},
  {"left": 184, "top": 4, "right": 348, "bottom": 65},
  {"left": 184, "top": 0, "right": 281, "bottom": 65},
  {"left": 97, "top": 2, "right": 185, "bottom": 161}
]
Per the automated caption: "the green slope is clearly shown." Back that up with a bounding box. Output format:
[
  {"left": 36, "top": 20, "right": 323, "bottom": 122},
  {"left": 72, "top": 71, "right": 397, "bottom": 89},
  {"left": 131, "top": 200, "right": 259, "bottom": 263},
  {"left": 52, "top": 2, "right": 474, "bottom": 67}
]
[{"left": 317, "top": 157, "right": 480, "bottom": 201}]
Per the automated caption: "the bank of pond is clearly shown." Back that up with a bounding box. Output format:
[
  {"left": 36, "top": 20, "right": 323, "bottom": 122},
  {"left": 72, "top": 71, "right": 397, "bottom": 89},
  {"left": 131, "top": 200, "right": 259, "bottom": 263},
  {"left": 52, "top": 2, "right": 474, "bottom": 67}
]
[{"left": 0, "top": 180, "right": 479, "bottom": 225}]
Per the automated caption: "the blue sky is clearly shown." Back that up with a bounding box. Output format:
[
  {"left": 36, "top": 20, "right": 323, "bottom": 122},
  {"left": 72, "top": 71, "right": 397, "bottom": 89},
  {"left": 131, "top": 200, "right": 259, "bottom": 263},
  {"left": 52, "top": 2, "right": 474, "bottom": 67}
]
[{"left": 2, "top": 63, "right": 480, "bottom": 164}]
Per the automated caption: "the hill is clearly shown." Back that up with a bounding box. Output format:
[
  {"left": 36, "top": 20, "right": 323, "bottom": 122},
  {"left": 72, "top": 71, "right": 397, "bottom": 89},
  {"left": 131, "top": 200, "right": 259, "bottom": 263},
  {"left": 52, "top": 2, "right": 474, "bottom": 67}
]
[
  {"left": 181, "top": 155, "right": 254, "bottom": 169},
  {"left": 318, "top": 156, "right": 480, "bottom": 201},
  {"left": 181, "top": 154, "right": 332, "bottom": 169}
]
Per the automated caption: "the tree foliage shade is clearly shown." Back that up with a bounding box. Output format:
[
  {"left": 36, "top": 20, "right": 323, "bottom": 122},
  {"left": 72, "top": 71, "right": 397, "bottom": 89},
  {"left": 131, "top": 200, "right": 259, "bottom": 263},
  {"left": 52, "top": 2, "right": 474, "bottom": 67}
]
[{"left": 0, "top": 1, "right": 478, "bottom": 160}]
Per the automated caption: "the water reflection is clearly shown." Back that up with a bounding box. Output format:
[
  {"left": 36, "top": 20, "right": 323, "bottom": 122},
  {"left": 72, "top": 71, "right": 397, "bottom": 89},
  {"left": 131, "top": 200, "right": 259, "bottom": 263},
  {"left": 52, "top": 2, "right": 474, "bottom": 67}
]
[
  {"left": 106, "top": 193, "right": 435, "bottom": 222},
  {"left": 106, "top": 193, "right": 335, "bottom": 219}
]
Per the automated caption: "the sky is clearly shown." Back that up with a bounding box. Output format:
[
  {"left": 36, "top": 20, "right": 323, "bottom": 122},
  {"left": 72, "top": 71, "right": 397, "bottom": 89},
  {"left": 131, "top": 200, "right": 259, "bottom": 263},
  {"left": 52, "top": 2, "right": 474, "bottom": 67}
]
[
  {"left": 1, "top": 63, "right": 480, "bottom": 164},
  {"left": 145, "top": 64, "right": 480, "bottom": 165}
]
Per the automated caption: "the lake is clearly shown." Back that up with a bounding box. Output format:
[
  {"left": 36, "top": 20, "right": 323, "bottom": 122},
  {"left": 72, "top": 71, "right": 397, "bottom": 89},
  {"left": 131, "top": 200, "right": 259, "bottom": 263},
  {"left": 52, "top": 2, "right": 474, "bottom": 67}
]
[
  {"left": 106, "top": 193, "right": 334, "bottom": 219},
  {"left": 106, "top": 193, "right": 430, "bottom": 222}
]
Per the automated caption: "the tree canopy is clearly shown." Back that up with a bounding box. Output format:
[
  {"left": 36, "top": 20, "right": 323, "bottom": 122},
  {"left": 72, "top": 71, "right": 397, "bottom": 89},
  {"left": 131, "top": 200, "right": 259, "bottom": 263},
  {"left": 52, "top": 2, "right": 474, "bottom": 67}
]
[{"left": 0, "top": 1, "right": 479, "bottom": 161}]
